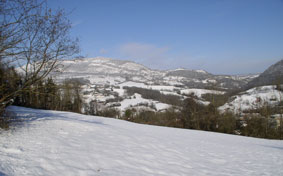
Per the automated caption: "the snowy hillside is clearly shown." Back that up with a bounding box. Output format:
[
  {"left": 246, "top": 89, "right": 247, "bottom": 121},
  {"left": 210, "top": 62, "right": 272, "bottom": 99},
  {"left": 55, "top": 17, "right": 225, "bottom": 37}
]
[
  {"left": 117, "top": 93, "right": 170, "bottom": 112},
  {"left": 41, "top": 57, "right": 260, "bottom": 114},
  {"left": 180, "top": 89, "right": 225, "bottom": 98},
  {"left": 51, "top": 57, "right": 257, "bottom": 89},
  {"left": 1, "top": 106, "right": 283, "bottom": 176},
  {"left": 219, "top": 85, "right": 283, "bottom": 114}
]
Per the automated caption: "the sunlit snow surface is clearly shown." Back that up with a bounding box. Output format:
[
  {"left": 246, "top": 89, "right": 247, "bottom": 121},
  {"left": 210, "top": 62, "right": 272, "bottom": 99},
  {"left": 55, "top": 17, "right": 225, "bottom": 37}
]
[
  {"left": 0, "top": 106, "right": 283, "bottom": 176},
  {"left": 219, "top": 85, "right": 283, "bottom": 113}
]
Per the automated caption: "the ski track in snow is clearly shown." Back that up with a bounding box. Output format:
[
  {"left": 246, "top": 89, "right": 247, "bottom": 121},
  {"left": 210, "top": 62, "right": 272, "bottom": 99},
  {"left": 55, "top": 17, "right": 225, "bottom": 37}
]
[{"left": 0, "top": 106, "right": 283, "bottom": 176}]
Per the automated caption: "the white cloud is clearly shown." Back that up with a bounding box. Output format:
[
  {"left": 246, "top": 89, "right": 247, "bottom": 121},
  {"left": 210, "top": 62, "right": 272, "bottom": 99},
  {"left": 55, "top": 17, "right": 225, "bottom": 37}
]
[{"left": 71, "top": 20, "right": 83, "bottom": 27}]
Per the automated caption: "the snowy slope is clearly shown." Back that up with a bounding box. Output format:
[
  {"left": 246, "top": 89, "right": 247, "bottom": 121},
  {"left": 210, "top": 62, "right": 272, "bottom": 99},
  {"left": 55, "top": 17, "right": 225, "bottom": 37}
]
[
  {"left": 48, "top": 57, "right": 257, "bottom": 89},
  {"left": 119, "top": 81, "right": 180, "bottom": 92},
  {"left": 118, "top": 93, "right": 170, "bottom": 112},
  {"left": 180, "top": 89, "right": 225, "bottom": 98},
  {"left": 1, "top": 106, "right": 283, "bottom": 176},
  {"left": 219, "top": 85, "right": 283, "bottom": 113},
  {"left": 19, "top": 57, "right": 259, "bottom": 114}
]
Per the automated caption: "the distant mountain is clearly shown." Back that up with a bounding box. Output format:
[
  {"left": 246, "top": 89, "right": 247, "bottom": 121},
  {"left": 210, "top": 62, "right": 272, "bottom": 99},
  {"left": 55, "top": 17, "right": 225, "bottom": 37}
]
[
  {"left": 18, "top": 57, "right": 263, "bottom": 113},
  {"left": 51, "top": 57, "right": 163, "bottom": 85},
  {"left": 51, "top": 57, "right": 257, "bottom": 90},
  {"left": 247, "top": 59, "right": 283, "bottom": 88}
]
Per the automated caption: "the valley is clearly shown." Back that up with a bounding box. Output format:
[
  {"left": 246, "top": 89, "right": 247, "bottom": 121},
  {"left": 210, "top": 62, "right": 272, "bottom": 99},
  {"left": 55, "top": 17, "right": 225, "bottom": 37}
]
[{"left": 49, "top": 57, "right": 260, "bottom": 115}]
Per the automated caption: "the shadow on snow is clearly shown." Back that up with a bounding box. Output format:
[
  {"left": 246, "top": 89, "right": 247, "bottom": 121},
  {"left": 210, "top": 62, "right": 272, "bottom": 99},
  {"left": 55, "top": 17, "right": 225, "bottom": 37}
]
[{"left": 5, "top": 106, "right": 106, "bottom": 128}]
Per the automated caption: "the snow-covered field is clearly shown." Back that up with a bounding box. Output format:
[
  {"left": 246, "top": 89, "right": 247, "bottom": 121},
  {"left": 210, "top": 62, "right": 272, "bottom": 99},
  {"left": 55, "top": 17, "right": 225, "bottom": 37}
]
[
  {"left": 219, "top": 85, "right": 283, "bottom": 113},
  {"left": 118, "top": 93, "right": 170, "bottom": 112},
  {"left": 1, "top": 106, "right": 283, "bottom": 176},
  {"left": 119, "top": 81, "right": 180, "bottom": 92},
  {"left": 180, "top": 89, "right": 225, "bottom": 98}
]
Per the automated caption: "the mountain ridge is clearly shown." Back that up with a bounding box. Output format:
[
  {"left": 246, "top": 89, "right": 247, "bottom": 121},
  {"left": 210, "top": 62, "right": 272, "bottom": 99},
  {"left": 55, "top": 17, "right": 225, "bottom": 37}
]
[
  {"left": 51, "top": 57, "right": 258, "bottom": 90},
  {"left": 247, "top": 59, "right": 283, "bottom": 88}
]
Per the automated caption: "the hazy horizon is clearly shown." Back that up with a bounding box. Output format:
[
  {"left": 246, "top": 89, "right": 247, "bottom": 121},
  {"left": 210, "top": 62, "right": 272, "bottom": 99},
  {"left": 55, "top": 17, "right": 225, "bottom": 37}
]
[
  {"left": 49, "top": 0, "right": 283, "bottom": 75},
  {"left": 71, "top": 56, "right": 276, "bottom": 76}
]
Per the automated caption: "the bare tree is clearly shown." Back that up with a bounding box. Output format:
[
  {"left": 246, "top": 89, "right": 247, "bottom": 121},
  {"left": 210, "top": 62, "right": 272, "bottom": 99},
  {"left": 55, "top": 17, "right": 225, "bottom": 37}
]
[{"left": 0, "top": 0, "right": 79, "bottom": 110}]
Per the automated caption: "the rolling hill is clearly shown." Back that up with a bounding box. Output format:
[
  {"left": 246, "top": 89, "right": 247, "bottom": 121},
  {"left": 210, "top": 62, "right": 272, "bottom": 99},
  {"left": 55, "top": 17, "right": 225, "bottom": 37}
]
[{"left": 1, "top": 106, "right": 282, "bottom": 175}]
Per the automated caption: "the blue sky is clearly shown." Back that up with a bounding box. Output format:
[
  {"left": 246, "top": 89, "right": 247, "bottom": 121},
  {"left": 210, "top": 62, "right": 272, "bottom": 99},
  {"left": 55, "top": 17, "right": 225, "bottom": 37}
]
[{"left": 49, "top": 0, "right": 283, "bottom": 75}]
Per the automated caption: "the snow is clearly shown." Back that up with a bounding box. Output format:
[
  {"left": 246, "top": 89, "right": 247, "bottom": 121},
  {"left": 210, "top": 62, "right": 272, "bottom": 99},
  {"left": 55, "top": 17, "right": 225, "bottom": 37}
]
[
  {"left": 150, "top": 85, "right": 179, "bottom": 91},
  {"left": 86, "top": 57, "right": 112, "bottom": 63},
  {"left": 119, "top": 81, "right": 147, "bottom": 89},
  {"left": 160, "top": 91, "right": 182, "bottom": 97},
  {"left": 180, "top": 89, "right": 225, "bottom": 98},
  {"left": 219, "top": 85, "right": 283, "bottom": 113},
  {"left": 195, "top": 99, "right": 211, "bottom": 106},
  {"left": 230, "top": 74, "right": 260, "bottom": 81},
  {"left": 96, "top": 95, "right": 115, "bottom": 102},
  {"left": 154, "top": 103, "right": 170, "bottom": 111},
  {"left": 195, "top": 69, "right": 207, "bottom": 74},
  {"left": 121, "top": 62, "right": 147, "bottom": 71},
  {"left": 0, "top": 106, "right": 283, "bottom": 176},
  {"left": 119, "top": 81, "right": 180, "bottom": 92},
  {"left": 118, "top": 93, "right": 170, "bottom": 111},
  {"left": 202, "top": 79, "right": 217, "bottom": 84},
  {"left": 113, "top": 88, "right": 125, "bottom": 96},
  {"left": 174, "top": 68, "right": 186, "bottom": 71}
]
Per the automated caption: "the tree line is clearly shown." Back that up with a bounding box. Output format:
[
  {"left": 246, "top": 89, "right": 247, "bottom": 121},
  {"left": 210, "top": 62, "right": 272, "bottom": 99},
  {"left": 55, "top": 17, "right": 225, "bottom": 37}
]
[
  {"left": 124, "top": 86, "right": 182, "bottom": 106},
  {"left": 121, "top": 97, "right": 283, "bottom": 139},
  {"left": 14, "top": 78, "right": 83, "bottom": 113},
  {"left": 0, "top": 65, "right": 84, "bottom": 128}
]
